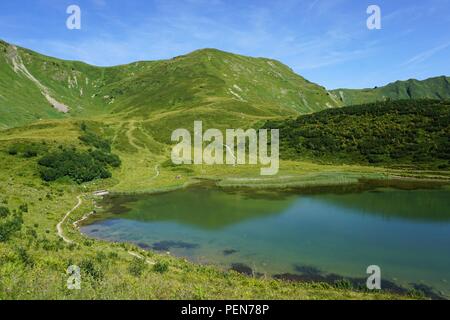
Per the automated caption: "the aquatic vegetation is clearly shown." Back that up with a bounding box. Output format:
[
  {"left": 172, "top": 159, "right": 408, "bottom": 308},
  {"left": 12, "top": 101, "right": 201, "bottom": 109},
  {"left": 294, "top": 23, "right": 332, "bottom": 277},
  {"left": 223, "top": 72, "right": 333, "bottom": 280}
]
[
  {"left": 231, "top": 263, "right": 253, "bottom": 276},
  {"left": 223, "top": 249, "right": 239, "bottom": 256},
  {"left": 151, "top": 240, "right": 199, "bottom": 251}
]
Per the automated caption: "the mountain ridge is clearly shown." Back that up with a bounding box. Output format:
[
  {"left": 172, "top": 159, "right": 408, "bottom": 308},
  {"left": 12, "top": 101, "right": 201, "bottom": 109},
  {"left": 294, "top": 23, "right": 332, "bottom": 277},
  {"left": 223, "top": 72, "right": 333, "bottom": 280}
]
[
  {"left": 0, "top": 40, "right": 340, "bottom": 130},
  {"left": 1, "top": 39, "right": 450, "bottom": 132},
  {"left": 331, "top": 76, "right": 450, "bottom": 105}
]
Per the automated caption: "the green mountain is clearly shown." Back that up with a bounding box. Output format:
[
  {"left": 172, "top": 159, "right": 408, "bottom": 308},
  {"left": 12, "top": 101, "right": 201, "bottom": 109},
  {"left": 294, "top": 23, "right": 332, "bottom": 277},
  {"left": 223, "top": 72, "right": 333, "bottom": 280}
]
[
  {"left": 0, "top": 40, "right": 340, "bottom": 130},
  {"left": 265, "top": 99, "right": 450, "bottom": 169},
  {"left": 331, "top": 76, "right": 450, "bottom": 106},
  {"left": 2, "top": 40, "right": 449, "bottom": 166}
]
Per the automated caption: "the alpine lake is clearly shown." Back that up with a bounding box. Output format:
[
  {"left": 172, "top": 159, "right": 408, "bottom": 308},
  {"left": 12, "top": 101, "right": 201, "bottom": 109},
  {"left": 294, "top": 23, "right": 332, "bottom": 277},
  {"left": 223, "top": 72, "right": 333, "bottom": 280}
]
[{"left": 80, "top": 179, "right": 450, "bottom": 299}]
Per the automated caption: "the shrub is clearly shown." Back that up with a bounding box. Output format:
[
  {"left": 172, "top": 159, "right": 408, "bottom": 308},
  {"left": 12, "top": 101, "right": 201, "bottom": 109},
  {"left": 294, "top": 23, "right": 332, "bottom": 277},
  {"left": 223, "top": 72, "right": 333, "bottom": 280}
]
[
  {"left": 95, "top": 251, "right": 107, "bottom": 262},
  {"left": 38, "top": 237, "right": 64, "bottom": 251},
  {"left": 19, "top": 204, "right": 28, "bottom": 213},
  {"left": 23, "top": 148, "right": 38, "bottom": 158},
  {"left": 90, "top": 150, "right": 121, "bottom": 168},
  {"left": 108, "top": 252, "right": 119, "bottom": 259},
  {"left": 7, "top": 142, "right": 46, "bottom": 158},
  {"left": 7, "top": 145, "right": 18, "bottom": 155},
  {"left": 79, "top": 132, "right": 111, "bottom": 152},
  {"left": 128, "top": 257, "right": 147, "bottom": 277},
  {"left": 80, "top": 259, "right": 104, "bottom": 281},
  {"left": 153, "top": 261, "right": 169, "bottom": 274},
  {"left": 0, "top": 212, "right": 23, "bottom": 242},
  {"left": 26, "top": 228, "right": 38, "bottom": 239},
  {"left": 0, "top": 206, "right": 9, "bottom": 218},
  {"left": 38, "top": 149, "right": 112, "bottom": 184},
  {"left": 15, "top": 247, "right": 35, "bottom": 267}
]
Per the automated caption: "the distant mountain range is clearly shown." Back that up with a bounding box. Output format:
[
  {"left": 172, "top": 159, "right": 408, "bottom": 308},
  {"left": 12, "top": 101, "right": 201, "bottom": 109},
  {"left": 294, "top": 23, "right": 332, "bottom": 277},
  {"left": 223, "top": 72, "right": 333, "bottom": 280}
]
[
  {"left": 331, "top": 76, "right": 450, "bottom": 106},
  {"left": 0, "top": 39, "right": 449, "bottom": 130}
]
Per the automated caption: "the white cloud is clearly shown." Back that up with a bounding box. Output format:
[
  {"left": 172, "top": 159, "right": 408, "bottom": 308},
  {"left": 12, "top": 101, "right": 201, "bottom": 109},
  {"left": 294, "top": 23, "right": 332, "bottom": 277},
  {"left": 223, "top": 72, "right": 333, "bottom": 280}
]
[{"left": 402, "top": 42, "right": 450, "bottom": 66}]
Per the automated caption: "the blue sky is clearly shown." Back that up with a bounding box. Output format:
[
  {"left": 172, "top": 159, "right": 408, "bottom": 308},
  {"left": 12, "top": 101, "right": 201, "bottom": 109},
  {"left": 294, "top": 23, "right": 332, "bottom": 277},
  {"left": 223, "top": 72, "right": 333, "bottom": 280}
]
[{"left": 0, "top": 0, "right": 449, "bottom": 89}]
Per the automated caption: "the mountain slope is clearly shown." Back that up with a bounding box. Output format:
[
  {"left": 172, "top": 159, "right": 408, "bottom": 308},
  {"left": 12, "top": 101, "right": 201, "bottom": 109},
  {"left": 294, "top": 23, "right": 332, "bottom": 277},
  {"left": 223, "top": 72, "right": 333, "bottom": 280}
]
[
  {"left": 0, "top": 40, "right": 108, "bottom": 129},
  {"left": 331, "top": 76, "right": 450, "bottom": 106},
  {"left": 0, "top": 40, "right": 340, "bottom": 129},
  {"left": 265, "top": 99, "right": 450, "bottom": 169}
]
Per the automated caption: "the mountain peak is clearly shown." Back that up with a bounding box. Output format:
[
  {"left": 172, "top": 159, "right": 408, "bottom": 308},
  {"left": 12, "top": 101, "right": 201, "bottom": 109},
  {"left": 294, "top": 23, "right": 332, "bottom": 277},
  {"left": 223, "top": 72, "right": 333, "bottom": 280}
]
[
  {"left": 0, "top": 41, "right": 341, "bottom": 129},
  {"left": 190, "top": 48, "right": 228, "bottom": 55},
  {"left": 176, "top": 47, "right": 254, "bottom": 62}
]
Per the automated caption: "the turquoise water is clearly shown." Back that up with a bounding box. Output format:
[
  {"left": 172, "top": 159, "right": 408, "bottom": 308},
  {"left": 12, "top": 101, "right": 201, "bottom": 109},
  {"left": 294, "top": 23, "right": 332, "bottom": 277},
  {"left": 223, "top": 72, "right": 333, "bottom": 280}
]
[{"left": 81, "top": 184, "right": 450, "bottom": 298}]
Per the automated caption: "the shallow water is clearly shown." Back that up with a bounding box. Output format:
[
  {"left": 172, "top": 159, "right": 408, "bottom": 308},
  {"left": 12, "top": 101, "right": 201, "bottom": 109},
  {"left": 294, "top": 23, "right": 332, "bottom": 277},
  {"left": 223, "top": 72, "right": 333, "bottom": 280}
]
[{"left": 81, "top": 183, "right": 450, "bottom": 298}]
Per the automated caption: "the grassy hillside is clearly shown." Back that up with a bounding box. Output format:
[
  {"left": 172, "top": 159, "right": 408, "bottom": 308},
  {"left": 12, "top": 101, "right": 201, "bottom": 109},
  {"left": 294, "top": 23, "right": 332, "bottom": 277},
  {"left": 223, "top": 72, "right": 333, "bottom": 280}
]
[
  {"left": 0, "top": 40, "right": 340, "bottom": 130},
  {"left": 1, "top": 98, "right": 448, "bottom": 300},
  {"left": 2, "top": 117, "right": 428, "bottom": 300},
  {"left": 265, "top": 99, "right": 450, "bottom": 169},
  {"left": 331, "top": 76, "right": 450, "bottom": 106}
]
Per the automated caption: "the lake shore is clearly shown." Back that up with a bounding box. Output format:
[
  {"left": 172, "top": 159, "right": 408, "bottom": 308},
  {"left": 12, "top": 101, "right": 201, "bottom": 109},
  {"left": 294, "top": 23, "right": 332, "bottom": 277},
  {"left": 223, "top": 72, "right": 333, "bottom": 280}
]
[
  {"left": 1, "top": 141, "right": 446, "bottom": 299},
  {"left": 68, "top": 165, "right": 450, "bottom": 300}
]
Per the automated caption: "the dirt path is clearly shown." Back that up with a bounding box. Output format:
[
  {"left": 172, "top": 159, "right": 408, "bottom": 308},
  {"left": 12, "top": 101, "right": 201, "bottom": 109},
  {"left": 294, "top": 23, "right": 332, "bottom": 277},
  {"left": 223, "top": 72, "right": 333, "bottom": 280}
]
[
  {"left": 73, "top": 211, "right": 95, "bottom": 229},
  {"left": 125, "top": 121, "right": 142, "bottom": 150},
  {"left": 57, "top": 194, "right": 156, "bottom": 265},
  {"left": 57, "top": 195, "right": 83, "bottom": 244}
]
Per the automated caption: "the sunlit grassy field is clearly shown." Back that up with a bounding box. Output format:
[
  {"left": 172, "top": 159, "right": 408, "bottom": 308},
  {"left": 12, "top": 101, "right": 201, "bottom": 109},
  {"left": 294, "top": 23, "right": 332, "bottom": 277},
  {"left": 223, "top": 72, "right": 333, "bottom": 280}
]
[{"left": 3, "top": 116, "right": 443, "bottom": 300}]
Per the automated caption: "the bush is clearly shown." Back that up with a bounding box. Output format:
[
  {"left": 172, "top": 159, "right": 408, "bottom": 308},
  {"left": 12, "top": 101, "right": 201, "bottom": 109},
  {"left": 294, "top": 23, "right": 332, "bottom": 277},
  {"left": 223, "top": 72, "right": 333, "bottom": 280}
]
[
  {"left": 0, "top": 212, "right": 23, "bottom": 242},
  {"left": 80, "top": 259, "right": 104, "bottom": 281},
  {"left": 38, "top": 237, "right": 64, "bottom": 251},
  {"left": 0, "top": 206, "right": 9, "bottom": 218},
  {"left": 90, "top": 150, "right": 121, "bottom": 168},
  {"left": 128, "top": 257, "right": 147, "bottom": 277},
  {"left": 38, "top": 149, "right": 112, "bottom": 184},
  {"left": 19, "top": 204, "right": 28, "bottom": 213},
  {"left": 7, "top": 145, "right": 18, "bottom": 155},
  {"left": 15, "top": 247, "right": 35, "bottom": 267},
  {"left": 79, "top": 132, "right": 111, "bottom": 152},
  {"left": 95, "top": 251, "right": 107, "bottom": 262},
  {"left": 23, "top": 149, "right": 38, "bottom": 158},
  {"left": 7, "top": 142, "right": 46, "bottom": 158},
  {"left": 37, "top": 126, "right": 121, "bottom": 184},
  {"left": 153, "top": 261, "right": 169, "bottom": 274}
]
